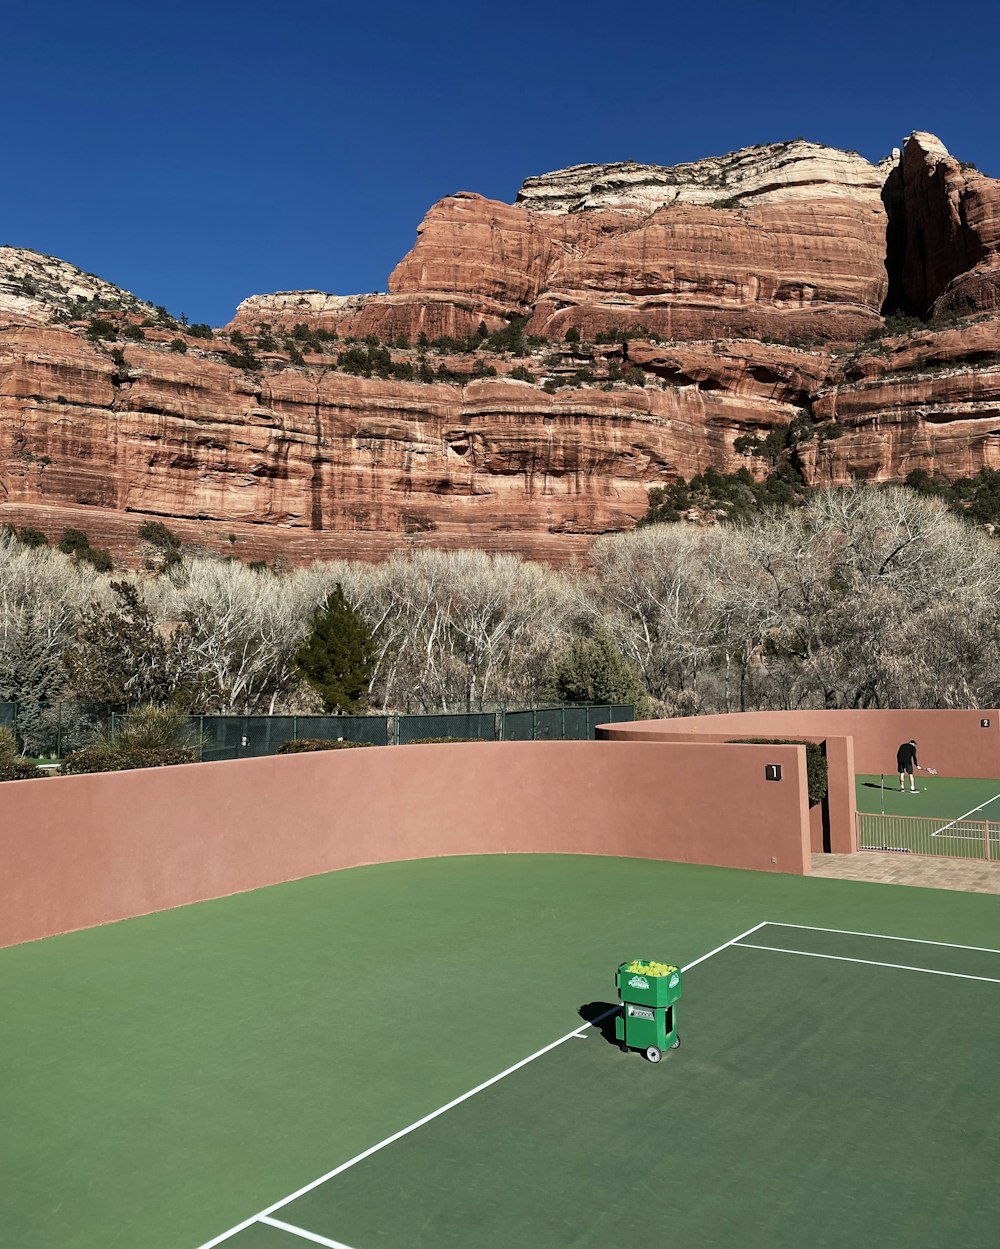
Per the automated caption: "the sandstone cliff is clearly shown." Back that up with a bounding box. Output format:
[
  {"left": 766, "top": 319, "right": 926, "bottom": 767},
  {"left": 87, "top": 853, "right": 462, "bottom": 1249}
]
[
  {"left": 2, "top": 132, "right": 1000, "bottom": 567},
  {"left": 232, "top": 140, "right": 894, "bottom": 347}
]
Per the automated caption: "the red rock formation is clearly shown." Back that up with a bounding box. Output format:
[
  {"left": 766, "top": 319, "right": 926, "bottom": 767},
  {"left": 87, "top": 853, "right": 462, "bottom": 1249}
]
[
  {"left": 896, "top": 133, "right": 1000, "bottom": 317},
  {"left": 4, "top": 133, "right": 1000, "bottom": 567}
]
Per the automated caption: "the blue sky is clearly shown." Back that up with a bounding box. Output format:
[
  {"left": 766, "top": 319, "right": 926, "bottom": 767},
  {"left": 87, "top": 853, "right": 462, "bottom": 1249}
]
[{"left": 3, "top": 0, "right": 998, "bottom": 326}]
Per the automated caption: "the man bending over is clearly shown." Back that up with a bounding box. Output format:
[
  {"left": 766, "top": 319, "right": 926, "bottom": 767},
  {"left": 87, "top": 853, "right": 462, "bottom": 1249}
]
[{"left": 896, "top": 739, "right": 922, "bottom": 792}]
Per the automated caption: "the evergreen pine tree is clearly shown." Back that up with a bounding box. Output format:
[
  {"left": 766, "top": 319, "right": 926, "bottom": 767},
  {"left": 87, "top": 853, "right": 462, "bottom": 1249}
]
[
  {"left": 294, "top": 585, "right": 376, "bottom": 713},
  {"left": 548, "top": 629, "right": 648, "bottom": 710}
]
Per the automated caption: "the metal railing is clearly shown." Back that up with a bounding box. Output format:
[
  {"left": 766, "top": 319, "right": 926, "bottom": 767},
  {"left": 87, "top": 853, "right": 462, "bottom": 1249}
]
[{"left": 857, "top": 812, "right": 999, "bottom": 861}]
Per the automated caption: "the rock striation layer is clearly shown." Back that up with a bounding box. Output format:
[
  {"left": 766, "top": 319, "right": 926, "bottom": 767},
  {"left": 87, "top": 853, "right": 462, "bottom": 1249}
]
[{"left": 3, "top": 132, "right": 1000, "bottom": 566}]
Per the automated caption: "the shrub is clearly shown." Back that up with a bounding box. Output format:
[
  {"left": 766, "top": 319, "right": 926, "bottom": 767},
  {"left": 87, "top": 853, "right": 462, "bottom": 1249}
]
[
  {"left": 728, "top": 738, "right": 828, "bottom": 804},
  {"left": 61, "top": 706, "right": 204, "bottom": 774},
  {"left": 17, "top": 525, "right": 49, "bottom": 548},
  {"left": 79, "top": 547, "right": 113, "bottom": 573},
  {"left": 169, "top": 338, "right": 188, "bottom": 353},
  {"left": 139, "top": 520, "right": 181, "bottom": 550},
  {"left": 0, "top": 728, "right": 43, "bottom": 781},
  {"left": 0, "top": 757, "right": 44, "bottom": 781},
  {"left": 111, "top": 704, "right": 200, "bottom": 753},
  {"left": 61, "top": 745, "right": 195, "bottom": 774},
  {"left": 277, "top": 738, "right": 373, "bottom": 753},
  {"left": 58, "top": 528, "right": 91, "bottom": 556},
  {"left": 85, "top": 317, "right": 117, "bottom": 341}
]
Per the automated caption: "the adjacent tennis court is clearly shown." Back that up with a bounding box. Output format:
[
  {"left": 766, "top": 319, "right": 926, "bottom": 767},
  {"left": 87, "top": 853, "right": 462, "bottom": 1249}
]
[
  {"left": 2, "top": 856, "right": 998, "bottom": 1249},
  {"left": 856, "top": 774, "right": 1000, "bottom": 857}
]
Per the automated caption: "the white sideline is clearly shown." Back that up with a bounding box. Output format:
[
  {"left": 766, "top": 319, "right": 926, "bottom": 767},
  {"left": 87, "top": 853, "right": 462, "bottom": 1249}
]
[
  {"left": 193, "top": 919, "right": 769, "bottom": 1248},
  {"left": 931, "top": 790, "right": 1000, "bottom": 836},
  {"left": 766, "top": 921, "right": 1000, "bottom": 956},
  {"left": 259, "top": 1215, "right": 356, "bottom": 1248},
  {"left": 733, "top": 941, "right": 1000, "bottom": 985}
]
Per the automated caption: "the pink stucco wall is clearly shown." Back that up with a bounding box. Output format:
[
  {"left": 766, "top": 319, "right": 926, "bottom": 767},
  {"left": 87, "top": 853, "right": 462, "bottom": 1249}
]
[
  {"left": 0, "top": 740, "right": 811, "bottom": 948},
  {"left": 596, "top": 722, "right": 858, "bottom": 854},
  {"left": 599, "top": 708, "right": 1000, "bottom": 777}
]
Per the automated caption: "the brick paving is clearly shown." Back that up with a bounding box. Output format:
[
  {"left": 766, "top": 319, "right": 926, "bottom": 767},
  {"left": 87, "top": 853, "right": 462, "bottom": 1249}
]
[{"left": 811, "top": 852, "right": 1000, "bottom": 895}]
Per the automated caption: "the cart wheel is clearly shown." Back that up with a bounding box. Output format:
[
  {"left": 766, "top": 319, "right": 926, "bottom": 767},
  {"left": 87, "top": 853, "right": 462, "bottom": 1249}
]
[
  {"left": 620, "top": 1042, "right": 629, "bottom": 1053},
  {"left": 670, "top": 1033, "right": 681, "bottom": 1050},
  {"left": 645, "top": 1045, "right": 662, "bottom": 1064}
]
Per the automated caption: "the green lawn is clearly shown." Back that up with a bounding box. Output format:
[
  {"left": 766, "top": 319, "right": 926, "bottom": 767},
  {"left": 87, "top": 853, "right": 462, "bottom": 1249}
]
[{"left": 2, "top": 856, "right": 998, "bottom": 1249}]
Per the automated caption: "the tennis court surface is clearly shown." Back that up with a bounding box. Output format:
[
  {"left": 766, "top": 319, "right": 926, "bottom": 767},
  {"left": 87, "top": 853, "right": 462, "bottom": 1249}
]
[
  {"left": 3, "top": 856, "right": 999, "bottom": 1249},
  {"left": 856, "top": 774, "right": 1000, "bottom": 857}
]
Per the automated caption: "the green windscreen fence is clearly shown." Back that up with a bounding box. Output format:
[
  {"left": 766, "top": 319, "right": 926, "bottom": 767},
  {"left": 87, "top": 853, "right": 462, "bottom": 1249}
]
[
  {"left": 2, "top": 703, "right": 635, "bottom": 759},
  {"left": 396, "top": 712, "right": 497, "bottom": 745},
  {"left": 293, "top": 716, "right": 391, "bottom": 746},
  {"left": 502, "top": 705, "right": 633, "bottom": 741},
  {"left": 195, "top": 706, "right": 634, "bottom": 754}
]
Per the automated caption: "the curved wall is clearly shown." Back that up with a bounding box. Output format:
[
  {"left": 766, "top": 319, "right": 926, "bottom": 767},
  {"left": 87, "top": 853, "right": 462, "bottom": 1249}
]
[
  {"left": 0, "top": 739, "right": 811, "bottom": 948},
  {"left": 598, "top": 709, "right": 1000, "bottom": 777}
]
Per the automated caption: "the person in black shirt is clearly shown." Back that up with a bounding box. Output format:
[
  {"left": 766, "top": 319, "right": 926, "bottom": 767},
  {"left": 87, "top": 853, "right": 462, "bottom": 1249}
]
[{"left": 896, "top": 739, "right": 921, "bottom": 792}]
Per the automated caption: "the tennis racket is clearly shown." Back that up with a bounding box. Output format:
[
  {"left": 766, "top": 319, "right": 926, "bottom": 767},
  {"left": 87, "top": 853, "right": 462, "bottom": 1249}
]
[{"left": 922, "top": 766, "right": 938, "bottom": 775}]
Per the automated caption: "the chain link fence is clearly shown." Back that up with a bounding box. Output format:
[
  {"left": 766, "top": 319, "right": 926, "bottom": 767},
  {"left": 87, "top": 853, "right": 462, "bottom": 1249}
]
[{"left": 3, "top": 703, "right": 635, "bottom": 761}]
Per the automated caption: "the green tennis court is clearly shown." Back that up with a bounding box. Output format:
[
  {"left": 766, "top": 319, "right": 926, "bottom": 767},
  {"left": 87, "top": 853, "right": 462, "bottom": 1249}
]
[
  {"left": 2, "top": 856, "right": 999, "bottom": 1249},
  {"left": 856, "top": 774, "right": 1000, "bottom": 857}
]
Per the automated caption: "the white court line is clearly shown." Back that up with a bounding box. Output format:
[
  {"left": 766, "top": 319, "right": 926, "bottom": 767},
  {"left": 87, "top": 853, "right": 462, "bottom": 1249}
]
[
  {"left": 733, "top": 941, "right": 1000, "bottom": 985},
  {"left": 766, "top": 921, "right": 1000, "bottom": 956},
  {"left": 259, "top": 1215, "right": 357, "bottom": 1248},
  {"left": 194, "top": 919, "right": 769, "bottom": 1249},
  {"left": 931, "top": 790, "right": 1000, "bottom": 836}
]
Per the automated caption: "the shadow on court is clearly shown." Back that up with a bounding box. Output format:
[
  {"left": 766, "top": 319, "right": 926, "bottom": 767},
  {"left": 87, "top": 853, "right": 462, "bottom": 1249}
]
[{"left": 578, "top": 1001, "right": 619, "bottom": 1046}]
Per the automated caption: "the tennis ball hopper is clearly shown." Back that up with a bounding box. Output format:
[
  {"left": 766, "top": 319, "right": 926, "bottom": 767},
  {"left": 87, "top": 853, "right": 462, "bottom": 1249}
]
[{"left": 615, "top": 960, "right": 682, "bottom": 1063}]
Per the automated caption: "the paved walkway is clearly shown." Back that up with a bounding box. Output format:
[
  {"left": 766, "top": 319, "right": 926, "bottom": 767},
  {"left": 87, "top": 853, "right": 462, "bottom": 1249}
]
[{"left": 811, "top": 852, "right": 1000, "bottom": 894}]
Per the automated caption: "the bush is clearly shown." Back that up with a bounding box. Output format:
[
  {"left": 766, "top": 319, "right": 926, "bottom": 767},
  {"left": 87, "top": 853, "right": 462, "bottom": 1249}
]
[
  {"left": 58, "top": 528, "right": 91, "bottom": 556},
  {"left": 17, "top": 525, "right": 49, "bottom": 548},
  {"left": 85, "top": 317, "right": 117, "bottom": 341},
  {"left": 79, "top": 547, "right": 113, "bottom": 572},
  {"left": 0, "top": 757, "right": 44, "bottom": 781},
  {"left": 138, "top": 520, "right": 181, "bottom": 550},
  {"left": 58, "top": 527, "right": 113, "bottom": 571},
  {"left": 277, "top": 738, "right": 373, "bottom": 753},
  {"left": 728, "top": 738, "right": 828, "bottom": 805},
  {"left": 0, "top": 728, "right": 43, "bottom": 781},
  {"left": 61, "top": 745, "right": 195, "bottom": 774},
  {"left": 169, "top": 338, "right": 188, "bottom": 353}
]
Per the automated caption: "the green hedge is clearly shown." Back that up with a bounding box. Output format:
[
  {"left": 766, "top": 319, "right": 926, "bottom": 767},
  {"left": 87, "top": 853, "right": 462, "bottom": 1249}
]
[
  {"left": 0, "top": 757, "right": 45, "bottom": 782},
  {"left": 61, "top": 745, "right": 196, "bottom": 774},
  {"left": 728, "top": 738, "right": 828, "bottom": 805},
  {"left": 277, "top": 738, "right": 373, "bottom": 754}
]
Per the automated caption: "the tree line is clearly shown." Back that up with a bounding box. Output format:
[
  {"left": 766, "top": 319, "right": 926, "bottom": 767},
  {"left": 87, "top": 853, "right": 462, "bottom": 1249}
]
[{"left": 3, "top": 486, "right": 999, "bottom": 757}]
